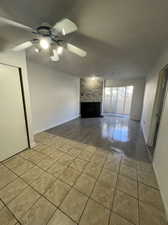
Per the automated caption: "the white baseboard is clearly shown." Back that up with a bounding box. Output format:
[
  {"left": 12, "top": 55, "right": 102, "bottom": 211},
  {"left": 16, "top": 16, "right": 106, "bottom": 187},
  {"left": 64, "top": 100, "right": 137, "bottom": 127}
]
[
  {"left": 141, "top": 124, "right": 148, "bottom": 144},
  {"left": 34, "top": 115, "right": 80, "bottom": 135},
  {"left": 30, "top": 141, "right": 37, "bottom": 148},
  {"left": 153, "top": 161, "right": 168, "bottom": 220}
]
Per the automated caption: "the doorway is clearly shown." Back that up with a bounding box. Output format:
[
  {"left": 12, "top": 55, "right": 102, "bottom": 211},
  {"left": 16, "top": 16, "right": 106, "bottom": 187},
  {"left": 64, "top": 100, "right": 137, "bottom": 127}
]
[
  {"left": 103, "top": 86, "right": 134, "bottom": 116},
  {"left": 0, "top": 64, "right": 28, "bottom": 161},
  {"left": 149, "top": 67, "right": 168, "bottom": 155}
]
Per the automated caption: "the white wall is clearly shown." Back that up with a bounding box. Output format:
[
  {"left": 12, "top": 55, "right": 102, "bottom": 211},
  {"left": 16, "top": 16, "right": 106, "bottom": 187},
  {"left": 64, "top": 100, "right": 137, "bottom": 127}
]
[
  {"left": 0, "top": 51, "right": 34, "bottom": 147},
  {"left": 141, "top": 73, "right": 159, "bottom": 145},
  {"left": 105, "top": 79, "right": 145, "bottom": 120},
  {"left": 141, "top": 46, "right": 168, "bottom": 218},
  {"left": 141, "top": 69, "right": 160, "bottom": 144},
  {"left": 153, "top": 88, "right": 168, "bottom": 218},
  {"left": 130, "top": 80, "right": 145, "bottom": 120},
  {"left": 141, "top": 47, "right": 168, "bottom": 144},
  {"left": 27, "top": 60, "right": 80, "bottom": 134}
]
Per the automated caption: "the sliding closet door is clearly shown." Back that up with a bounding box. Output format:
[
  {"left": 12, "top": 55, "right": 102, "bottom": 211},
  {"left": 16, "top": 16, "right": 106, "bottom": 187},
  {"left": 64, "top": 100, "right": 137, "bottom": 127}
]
[{"left": 0, "top": 64, "right": 28, "bottom": 161}]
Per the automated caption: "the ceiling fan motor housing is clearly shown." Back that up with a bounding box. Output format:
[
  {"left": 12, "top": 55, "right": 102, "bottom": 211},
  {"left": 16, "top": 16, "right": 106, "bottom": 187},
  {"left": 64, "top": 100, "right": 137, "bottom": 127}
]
[
  {"left": 35, "top": 24, "right": 64, "bottom": 46},
  {"left": 36, "top": 25, "right": 52, "bottom": 37}
]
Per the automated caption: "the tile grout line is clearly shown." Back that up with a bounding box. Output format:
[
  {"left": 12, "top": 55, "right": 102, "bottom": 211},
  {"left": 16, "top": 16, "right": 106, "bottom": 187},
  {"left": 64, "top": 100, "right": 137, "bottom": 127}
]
[
  {"left": 2, "top": 145, "right": 95, "bottom": 225},
  {"left": 109, "top": 154, "right": 141, "bottom": 225},
  {"left": 0, "top": 178, "right": 29, "bottom": 207},
  {"left": 51, "top": 149, "right": 134, "bottom": 224},
  {"left": 108, "top": 153, "right": 122, "bottom": 225},
  {"left": 0, "top": 197, "right": 22, "bottom": 225},
  {"left": 77, "top": 150, "right": 108, "bottom": 225},
  {"left": 136, "top": 160, "right": 141, "bottom": 225},
  {"left": 1, "top": 134, "right": 161, "bottom": 225},
  {"left": 137, "top": 179, "right": 141, "bottom": 225},
  {"left": 1, "top": 163, "right": 57, "bottom": 223},
  {"left": 45, "top": 207, "right": 57, "bottom": 225},
  {"left": 45, "top": 145, "right": 103, "bottom": 224},
  {"left": 6, "top": 151, "right": 150, "bottom": 225},
  {"left": 55, "top": 149, "right": 106, "bottom": 224}
]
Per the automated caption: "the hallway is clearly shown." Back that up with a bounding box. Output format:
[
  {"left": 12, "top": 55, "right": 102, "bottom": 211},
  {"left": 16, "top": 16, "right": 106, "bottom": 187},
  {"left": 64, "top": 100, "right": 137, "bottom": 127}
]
[{"left": 0, "top": 117, "right": 167, "bottom": 225}]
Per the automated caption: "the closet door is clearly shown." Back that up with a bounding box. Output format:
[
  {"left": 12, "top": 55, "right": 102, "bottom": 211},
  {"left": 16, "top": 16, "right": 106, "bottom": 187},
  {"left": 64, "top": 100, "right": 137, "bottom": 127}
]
[{"left": 0, "top": 64, "right": 28, "bottom": 161}]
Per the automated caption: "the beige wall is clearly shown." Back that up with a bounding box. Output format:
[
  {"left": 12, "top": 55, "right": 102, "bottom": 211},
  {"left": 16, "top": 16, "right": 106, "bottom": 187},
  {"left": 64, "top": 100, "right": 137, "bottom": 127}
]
[
  {"left": 27, "top": 60, "right": 80, "bottom": 134},
  {"left": 105, "top": 79, "right": 145, "bottom": 120},
  {"left": 141, "top": 47, "right": 168, "bottom": 218}
]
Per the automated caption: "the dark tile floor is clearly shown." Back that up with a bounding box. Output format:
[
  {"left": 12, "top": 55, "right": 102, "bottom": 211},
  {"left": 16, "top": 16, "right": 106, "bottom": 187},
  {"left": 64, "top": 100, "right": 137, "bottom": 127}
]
[
  {"left": 0, "top": 116, "right": 167, "bottom": 225},
  {"left": 48, "top": 116, "right": 149, "bottom": 162}
]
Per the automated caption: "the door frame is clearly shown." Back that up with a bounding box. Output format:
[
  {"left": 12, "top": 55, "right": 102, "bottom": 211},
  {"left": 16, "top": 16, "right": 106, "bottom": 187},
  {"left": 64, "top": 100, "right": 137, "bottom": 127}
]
[
  {"left": 0, "top": 63, "right": 30, "bottom": 149},
  {"left": 18, "top": 67, "right": 31, "bottom": 148},
  {"left": 148, "top": 64, "right": 168, "bottom": 154}
]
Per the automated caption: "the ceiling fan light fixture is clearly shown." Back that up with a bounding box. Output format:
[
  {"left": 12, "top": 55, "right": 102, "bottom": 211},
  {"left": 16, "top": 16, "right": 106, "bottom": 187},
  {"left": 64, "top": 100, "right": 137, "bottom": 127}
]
[
  {"left": 91, "top": 74, "right": 98, "bottom": 80},
  {"left": 50, "top": 49, "right": 60, "bottom": 62},
  {"left": 57, "top": 46, "right": 63, "bottom": 55},
  {"left": 62, "top": 28, "right": 65, "bottom": 35},
  {"left": 40, "top": 38, "right": 50, "bottom": 49},
  {"left": 34, "top": 47, "right": 40, "bottom": 53},
  {"left": 50, "top": 56, "right": 59, "bottom": 62},
  {"left": 91, "top": 76, "right": 96, "bottom": 80}
]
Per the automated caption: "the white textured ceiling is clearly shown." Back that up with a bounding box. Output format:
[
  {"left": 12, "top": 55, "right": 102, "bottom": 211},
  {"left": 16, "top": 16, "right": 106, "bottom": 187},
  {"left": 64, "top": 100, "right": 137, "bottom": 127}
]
[{"left": 0, "top": 0, "right": 168, "bottom": 79}]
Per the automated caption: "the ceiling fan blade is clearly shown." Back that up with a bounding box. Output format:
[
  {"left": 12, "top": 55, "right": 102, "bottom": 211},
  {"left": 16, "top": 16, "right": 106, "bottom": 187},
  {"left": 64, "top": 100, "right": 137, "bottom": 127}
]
[
  {"left": 12, "top": 41, "right": 33, "bottom": 51},
  {"left": 50, "top": 49, "right": 60, "bottom": 61},
  {"left": 53, "top": 18, "right": 77, "bottom": 35},
  {"left": 0, "top": 16, "right": 33, "bottom": 32},
  {"left": 67, "top": 43, "right": 87, "bottom": 57}
]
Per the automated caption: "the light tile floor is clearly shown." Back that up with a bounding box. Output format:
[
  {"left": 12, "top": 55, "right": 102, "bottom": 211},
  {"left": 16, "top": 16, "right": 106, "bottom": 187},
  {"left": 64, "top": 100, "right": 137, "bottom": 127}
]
[{"left": 0, "top": 132, "right": 167, "bottom": 225}]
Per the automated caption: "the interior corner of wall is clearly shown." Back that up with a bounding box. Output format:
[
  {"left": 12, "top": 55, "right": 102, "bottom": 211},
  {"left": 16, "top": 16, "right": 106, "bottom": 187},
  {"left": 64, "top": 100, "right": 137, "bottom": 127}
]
[
  {"left": 141, "top": 123, "right": 148, "bottom": 144},
  {"left": 29, "top": 140, "right": 36, "bottom": 148}
]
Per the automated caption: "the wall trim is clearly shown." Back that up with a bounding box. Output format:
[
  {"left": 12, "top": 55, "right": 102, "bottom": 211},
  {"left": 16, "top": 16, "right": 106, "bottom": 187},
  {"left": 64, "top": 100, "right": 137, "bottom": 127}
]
[
  {"left": 140, "top": 122, "right": 148, "bottom": 144},
  {"left": 33, "top": 114, "right": 80, "bottom": 135},
  {"left": 153, "top": 161, "right": 168, "bottom": 220},
  {"left": 30, "top": 141, "right": 37, "bottom": 148}
]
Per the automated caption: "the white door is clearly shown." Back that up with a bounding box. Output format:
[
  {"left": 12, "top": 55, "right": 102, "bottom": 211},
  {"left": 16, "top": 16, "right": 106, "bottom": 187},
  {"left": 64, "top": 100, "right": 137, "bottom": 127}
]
[{"left": 0, "top": 64, "right": 28, "bottom": 161}]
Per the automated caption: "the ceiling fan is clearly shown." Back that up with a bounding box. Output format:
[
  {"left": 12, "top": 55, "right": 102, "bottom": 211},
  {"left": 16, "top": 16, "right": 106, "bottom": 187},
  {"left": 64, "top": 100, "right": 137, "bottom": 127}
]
[{"left": 0, "top": 16, "right": 87, "bottom": 62}]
